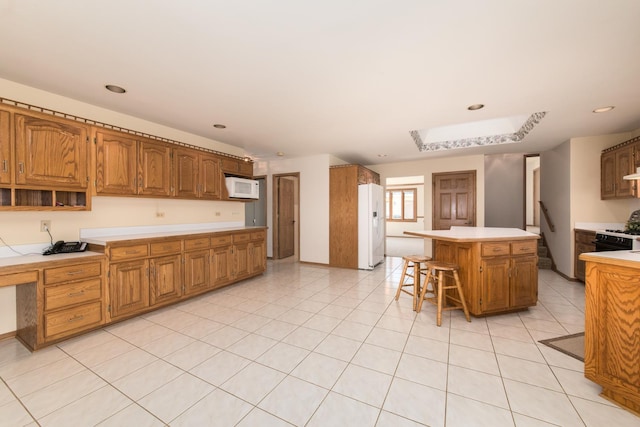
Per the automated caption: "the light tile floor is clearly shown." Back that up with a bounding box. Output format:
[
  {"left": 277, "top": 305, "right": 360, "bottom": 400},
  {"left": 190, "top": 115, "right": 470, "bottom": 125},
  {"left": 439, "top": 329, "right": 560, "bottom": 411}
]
[{"left": 0, "top": 257, "right": 639, "bottom": 426}]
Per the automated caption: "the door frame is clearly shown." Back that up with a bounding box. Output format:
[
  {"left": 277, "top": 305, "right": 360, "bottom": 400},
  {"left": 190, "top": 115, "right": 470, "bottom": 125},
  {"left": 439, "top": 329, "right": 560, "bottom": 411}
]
[
  {"left": 523, "top": 154, "right": 540, "bottom": 230},
  {"left": 272, "top": 173, "right": 300, "bottom": 260}
]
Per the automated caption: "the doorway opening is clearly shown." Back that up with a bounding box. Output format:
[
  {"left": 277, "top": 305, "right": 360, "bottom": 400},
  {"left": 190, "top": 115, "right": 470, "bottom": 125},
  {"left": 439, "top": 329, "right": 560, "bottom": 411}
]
[
  {"left": 384, "top": 175, "right": 425, "bottom": 257},
  {"left": 245, "top": 176, "right": 267, "bottom": 227},
  {"left": 524, "top": 155, "right": 540, "bottom": 234},
  {"left": 272, "top": 173, "right": 300, "bottom": 260}
]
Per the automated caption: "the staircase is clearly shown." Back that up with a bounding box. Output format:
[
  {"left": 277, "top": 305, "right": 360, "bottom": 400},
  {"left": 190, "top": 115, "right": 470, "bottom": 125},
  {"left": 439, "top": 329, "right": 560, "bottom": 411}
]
[{"left": 537, "top": 238, "right": 552, "bottom": 269}]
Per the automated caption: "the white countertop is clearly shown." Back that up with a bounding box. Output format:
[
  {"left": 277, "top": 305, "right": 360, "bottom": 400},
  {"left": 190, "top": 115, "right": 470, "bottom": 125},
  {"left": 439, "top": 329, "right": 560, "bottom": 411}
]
[
  {"left": 580, "top": 250, "right": 640, "bottom": 264},
  {"left": 405, "top": 227, "right": 539, "bottom": 242},
  {"left": 0, "top": 251, "right": 105, "bottom": 270},
  {"left": 81, "top": 226, "right": 266, "bottom": 245}
]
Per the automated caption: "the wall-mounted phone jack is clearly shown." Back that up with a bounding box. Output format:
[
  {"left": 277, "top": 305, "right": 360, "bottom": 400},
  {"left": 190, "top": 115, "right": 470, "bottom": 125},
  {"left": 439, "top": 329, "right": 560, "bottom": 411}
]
[{"left": 40, "top": 220, "right": 51, "bottom": 232}]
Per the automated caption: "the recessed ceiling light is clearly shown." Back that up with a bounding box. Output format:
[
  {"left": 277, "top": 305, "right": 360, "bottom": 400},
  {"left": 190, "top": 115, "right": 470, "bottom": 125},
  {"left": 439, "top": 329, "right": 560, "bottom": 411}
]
[
  {"left": 593, "top": 106, "right": 615, "bottom": 113},
  {"left": 277, "top": 152, "right": 284, "bottom": 157},
  {"left": 105, "top": 84, "right": 126, "bottom": 94},
  {"left": 213, "top": 124, "right": 226, "bottom": 129},
  {"left": 467, "top": 104, "right": 485, "bottom": 111},
  {"left": 377, "top": 154, "right": 387, "bottom": 157}
]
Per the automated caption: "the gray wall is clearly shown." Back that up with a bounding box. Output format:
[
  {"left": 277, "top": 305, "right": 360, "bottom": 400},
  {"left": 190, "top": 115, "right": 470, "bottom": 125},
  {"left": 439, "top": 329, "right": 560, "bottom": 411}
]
[
  {"left": 541, "top": 141, "right": 572, "bottom": 276},
  {"left": 484, "top": 154, "right": 525, "bottom": 228}
]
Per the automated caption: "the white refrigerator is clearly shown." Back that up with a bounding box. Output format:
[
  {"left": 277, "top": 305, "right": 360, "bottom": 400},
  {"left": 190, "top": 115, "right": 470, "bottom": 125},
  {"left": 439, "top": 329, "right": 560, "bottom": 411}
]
[{"left": 358, "top": 183, "right": 385, "bottom": 270}]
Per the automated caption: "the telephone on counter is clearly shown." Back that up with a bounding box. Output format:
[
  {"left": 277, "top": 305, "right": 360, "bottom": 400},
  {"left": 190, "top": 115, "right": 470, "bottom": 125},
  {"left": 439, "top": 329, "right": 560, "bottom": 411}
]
[{"left": 43, "top": 241, "right": 88, "bottom": 256}]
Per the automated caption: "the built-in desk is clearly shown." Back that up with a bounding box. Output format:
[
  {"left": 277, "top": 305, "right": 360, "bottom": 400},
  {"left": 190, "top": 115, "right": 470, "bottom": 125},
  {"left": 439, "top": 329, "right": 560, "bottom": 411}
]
[
  {"left": 405, "top": 227, "right": 540, "bottom": 316},
  {"left": 0, "top": 252, "right": 107, "bottom": 351}
]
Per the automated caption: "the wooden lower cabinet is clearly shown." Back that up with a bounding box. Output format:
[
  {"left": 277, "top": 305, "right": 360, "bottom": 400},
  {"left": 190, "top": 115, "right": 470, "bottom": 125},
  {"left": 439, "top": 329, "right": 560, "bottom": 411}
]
[
  {"left": 583, "top": 258, "right": 640, "bottom": 414},
  {"left": 109, "top": 259, "right": 149, "bottom": 319},
  {"left": 574, "top": 229, "right": 596, "bottom": 282},
  {"left": 106, "top": 229, "right": 266, "bottom": 321},
  {"left": 150, "top": 254, "right": 183, "bottom": 306},
  {"left": 435, "top": 238, "right": 538, "bottom": 316}
]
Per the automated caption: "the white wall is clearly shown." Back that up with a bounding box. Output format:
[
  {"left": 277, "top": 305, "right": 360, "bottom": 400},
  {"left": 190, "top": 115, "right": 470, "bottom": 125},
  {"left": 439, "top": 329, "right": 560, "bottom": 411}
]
[
  {"left": 526, "top": 156, "right": 540, "bottom": 225},
  {"left": 253, "top": 155, "right": 331, "bottom": 265},
  {"left": 370, "top": 155, "right": 485, "bottom": 257},
  {"left": 0, "top": 79, "right": 247, "bottom": 335}
]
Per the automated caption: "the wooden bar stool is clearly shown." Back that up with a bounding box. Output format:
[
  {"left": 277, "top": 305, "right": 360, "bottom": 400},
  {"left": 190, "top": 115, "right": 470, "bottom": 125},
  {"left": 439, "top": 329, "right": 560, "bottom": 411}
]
[
  {"left": 395, "top": 255, "right": 431, "bottom": 310},
  {"left": 417, "top": 260, "right": 471, "bottom": 326}
]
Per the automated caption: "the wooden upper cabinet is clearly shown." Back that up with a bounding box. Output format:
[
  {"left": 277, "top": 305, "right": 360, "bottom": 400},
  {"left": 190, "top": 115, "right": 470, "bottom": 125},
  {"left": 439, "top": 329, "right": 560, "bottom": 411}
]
[
  {"left": 138, "top": 139, "right": 172, "bottom": 197},
  {"left": 0, "top": 110, "right": 10, "bottom": 185},
  {"left": 601, "top": 137, "right": 640, "bottom": 200},
  {"left": 173, "top": 147, "right": 199, "bottom": 198},
  {"left": 95, "top": 129, "right": 138, "bottom": 195},
  {"left": 220, "top": 156, "right": 253, "bottom": 177},
  {"left": 14, "top": 113, "right": 88, "bottom": 188},
  {"left": 200, "top": 153, "right": 221, "bottom": 199},
  {"left": 173, "top": 148, "right": 221, "bottom": 199},
  {"left": 95, "top": 131, "right": 171, "bottom": 197}
]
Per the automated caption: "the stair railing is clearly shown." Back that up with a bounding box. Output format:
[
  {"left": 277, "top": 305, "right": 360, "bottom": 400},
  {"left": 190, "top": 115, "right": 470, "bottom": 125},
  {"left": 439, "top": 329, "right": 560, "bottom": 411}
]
[{"left": 538, "top": 201, "right": 555, "bottom": 232}]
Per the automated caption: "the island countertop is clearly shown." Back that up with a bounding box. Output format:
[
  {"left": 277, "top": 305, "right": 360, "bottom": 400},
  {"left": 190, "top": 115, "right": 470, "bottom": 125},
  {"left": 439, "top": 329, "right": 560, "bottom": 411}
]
[
  {"left": 405, "top": 227, "right": 540, "bottom": 242},
  {"left": 579, "top": 250, "right": 640, "bottom": 269}
]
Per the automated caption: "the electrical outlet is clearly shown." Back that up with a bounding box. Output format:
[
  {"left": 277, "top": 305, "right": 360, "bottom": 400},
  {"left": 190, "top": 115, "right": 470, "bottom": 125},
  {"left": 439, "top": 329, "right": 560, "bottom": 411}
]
[
  {"left": 40, "top": 220, "right": 51, "bottom": 232},
  {"left": 215, "top": 212, "right": 221, "bottom": 216}
]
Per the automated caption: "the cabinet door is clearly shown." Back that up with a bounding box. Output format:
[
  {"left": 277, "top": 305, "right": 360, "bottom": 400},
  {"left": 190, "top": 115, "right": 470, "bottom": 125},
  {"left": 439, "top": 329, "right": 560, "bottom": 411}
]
[
  {"left": 233, "top": 242, "right": 250, "bottom": 279},
  {"left": 95, "top": 129, "right": 138, "bottom": 195},
  {"left": 615, "top": 146, "right": 635, "bottom": 198},
  {"left": 510, "top": 256, "right": 538, "bottom": 307},
  {"left": 14, "top": 113, "right": 88, "bottom": 188},
  {"left": 150, "top": 254, "right": 183, "bottom": 306},
  {"left": 109, "top": 259, "right": 149, "bottom": 319},
  {"left": 138, "top": 139, "right": 172, "bottom": 196},
  {"left": 601, "top": 151, "right": 616, "bottom": 199},
  {"left": 480, "top": 257, "right": 510, "bottom": 313},
  {"left": 211, "top": 245, "right": 233, "bottom": 287},
  {"left": 184, "top": 249, "right": 210, "bottom": 295},
  {"left": 250, "top": 241, "right": 266, "bottom": 274},
  {"left": 200, "top": 154, "right": 221, "bottom": 199},
  {"left": 0, "top": 109, "right": 10, "bottom": 185},
  {"left": 173, "top": 147, "right": 199, "bottom": 198}
]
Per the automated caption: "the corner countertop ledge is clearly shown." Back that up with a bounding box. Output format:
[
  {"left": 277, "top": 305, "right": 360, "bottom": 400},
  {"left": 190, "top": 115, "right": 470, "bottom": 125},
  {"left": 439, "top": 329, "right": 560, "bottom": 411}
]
[
  {"left": 579, "top": 250, "right": 640, "bottom": 269},
  {"left": 405, "top": 226, "right": 540, "bottom": 242}
]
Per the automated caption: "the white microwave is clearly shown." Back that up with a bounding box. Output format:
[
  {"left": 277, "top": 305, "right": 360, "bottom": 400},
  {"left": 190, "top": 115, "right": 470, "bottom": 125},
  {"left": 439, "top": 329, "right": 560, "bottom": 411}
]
[{"left": 225, "top": 177, "right": 259, "bottom": 199}]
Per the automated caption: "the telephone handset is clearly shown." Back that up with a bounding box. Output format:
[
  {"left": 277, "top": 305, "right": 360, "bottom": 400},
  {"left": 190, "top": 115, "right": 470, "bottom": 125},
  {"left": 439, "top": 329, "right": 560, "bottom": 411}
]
[{"left": 43, "top": 241, "right": 88, "bottom": 256}]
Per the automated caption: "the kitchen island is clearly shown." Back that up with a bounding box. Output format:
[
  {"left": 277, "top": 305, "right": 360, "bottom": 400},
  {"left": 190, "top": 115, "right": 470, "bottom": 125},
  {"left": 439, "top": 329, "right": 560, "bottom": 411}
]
[
  {"left": 405, "top": 227, "right": 540, "bottom": 316},
  {"left": 579, "top": 251, "right": 640, "bottom": 415}
]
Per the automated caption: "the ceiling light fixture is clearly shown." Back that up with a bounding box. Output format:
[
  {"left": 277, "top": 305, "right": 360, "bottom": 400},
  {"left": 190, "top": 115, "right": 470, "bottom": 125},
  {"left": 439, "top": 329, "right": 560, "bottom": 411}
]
[
  {"left": 467, "top": 104, "right": 485, "bottom": 111},
  {"left": 105, "top": 84, "right": 126, "bottom": 94},
  {"left": 593, "top": 106, "right": 615, "bottom": 113},
  {"left": 276, "top": 152, "right": 284, "bottom": 157},
  {"left": 377, "top": 154, "right": 387, "bottom": 158},
  {"left": 213, "top": 124, "right": 226, "bottom": 129}
]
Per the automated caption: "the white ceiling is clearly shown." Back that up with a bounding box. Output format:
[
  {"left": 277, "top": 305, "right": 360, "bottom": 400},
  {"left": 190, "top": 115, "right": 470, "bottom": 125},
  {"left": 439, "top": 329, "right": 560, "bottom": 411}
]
[{"left": 1, "top": 1, "right": 640, "bottom": 165}]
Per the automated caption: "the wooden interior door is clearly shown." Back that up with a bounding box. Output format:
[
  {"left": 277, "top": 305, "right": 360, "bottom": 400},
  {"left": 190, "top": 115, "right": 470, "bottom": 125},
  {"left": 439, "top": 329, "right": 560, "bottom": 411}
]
[
  {"left": 277, "top": 177, "right": 295, "bottom": 259},
  {"left": 433, "top": 171, "right": 476, "bottom": 230}
]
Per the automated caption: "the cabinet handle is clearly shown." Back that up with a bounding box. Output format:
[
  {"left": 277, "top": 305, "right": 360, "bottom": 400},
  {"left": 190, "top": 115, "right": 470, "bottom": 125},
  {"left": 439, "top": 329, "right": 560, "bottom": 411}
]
[
  {"left": 18, "top": 162, "right": 24, "bottom": 174},
  {"left": 66, "top": 270, "right": 85, "bottom": 276},
  {"left": 68, "top": 290, "right": 85, "bottom": 297},
  {"left": 68, "top": 314, "right": 84, "bottom": 323},
  {"left": 2, "top": 160, "right": 6, "bottom": 172}
]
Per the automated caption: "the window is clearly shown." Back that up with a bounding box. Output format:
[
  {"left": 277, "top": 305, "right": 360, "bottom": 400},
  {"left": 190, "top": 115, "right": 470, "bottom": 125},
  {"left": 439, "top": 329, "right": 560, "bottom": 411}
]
[{"left": 386, "top": 188, "right": 417, "bottom": 222}]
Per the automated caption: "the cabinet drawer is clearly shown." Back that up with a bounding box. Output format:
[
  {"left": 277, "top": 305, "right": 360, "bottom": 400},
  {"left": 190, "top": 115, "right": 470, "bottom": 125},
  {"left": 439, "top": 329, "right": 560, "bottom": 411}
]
[
  {"left": 44, "top": 279, "right": 102, "bottom": 311},
  {"left": 251, "top": 230, "right": 265, "bottom": 240},
  {"left": 110, "top": 244, "right": 149, "bottom": 261},
  {"left": 233, "top": 233, "right": 251, "bottom": 243},
  {"left": 211, "top": 234, "right": 232, "bottom": 247},
  {"left": 511, "top": 240, "right": 538, "bottom": 255},
  {"left": 481, "top": 243, "right": 510, "bottom": 257},
  {"left": 184, "top": 237, "right": 210, "bottom": 251},
  {"left": 44, "top": 262, "right": 102, "bottom": 285},
  {"left": 45, "top": 301, "right": 102, "bottom": 339},
  {"left": 150, "top": 240, "right": 182, "bottom": 256}
]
